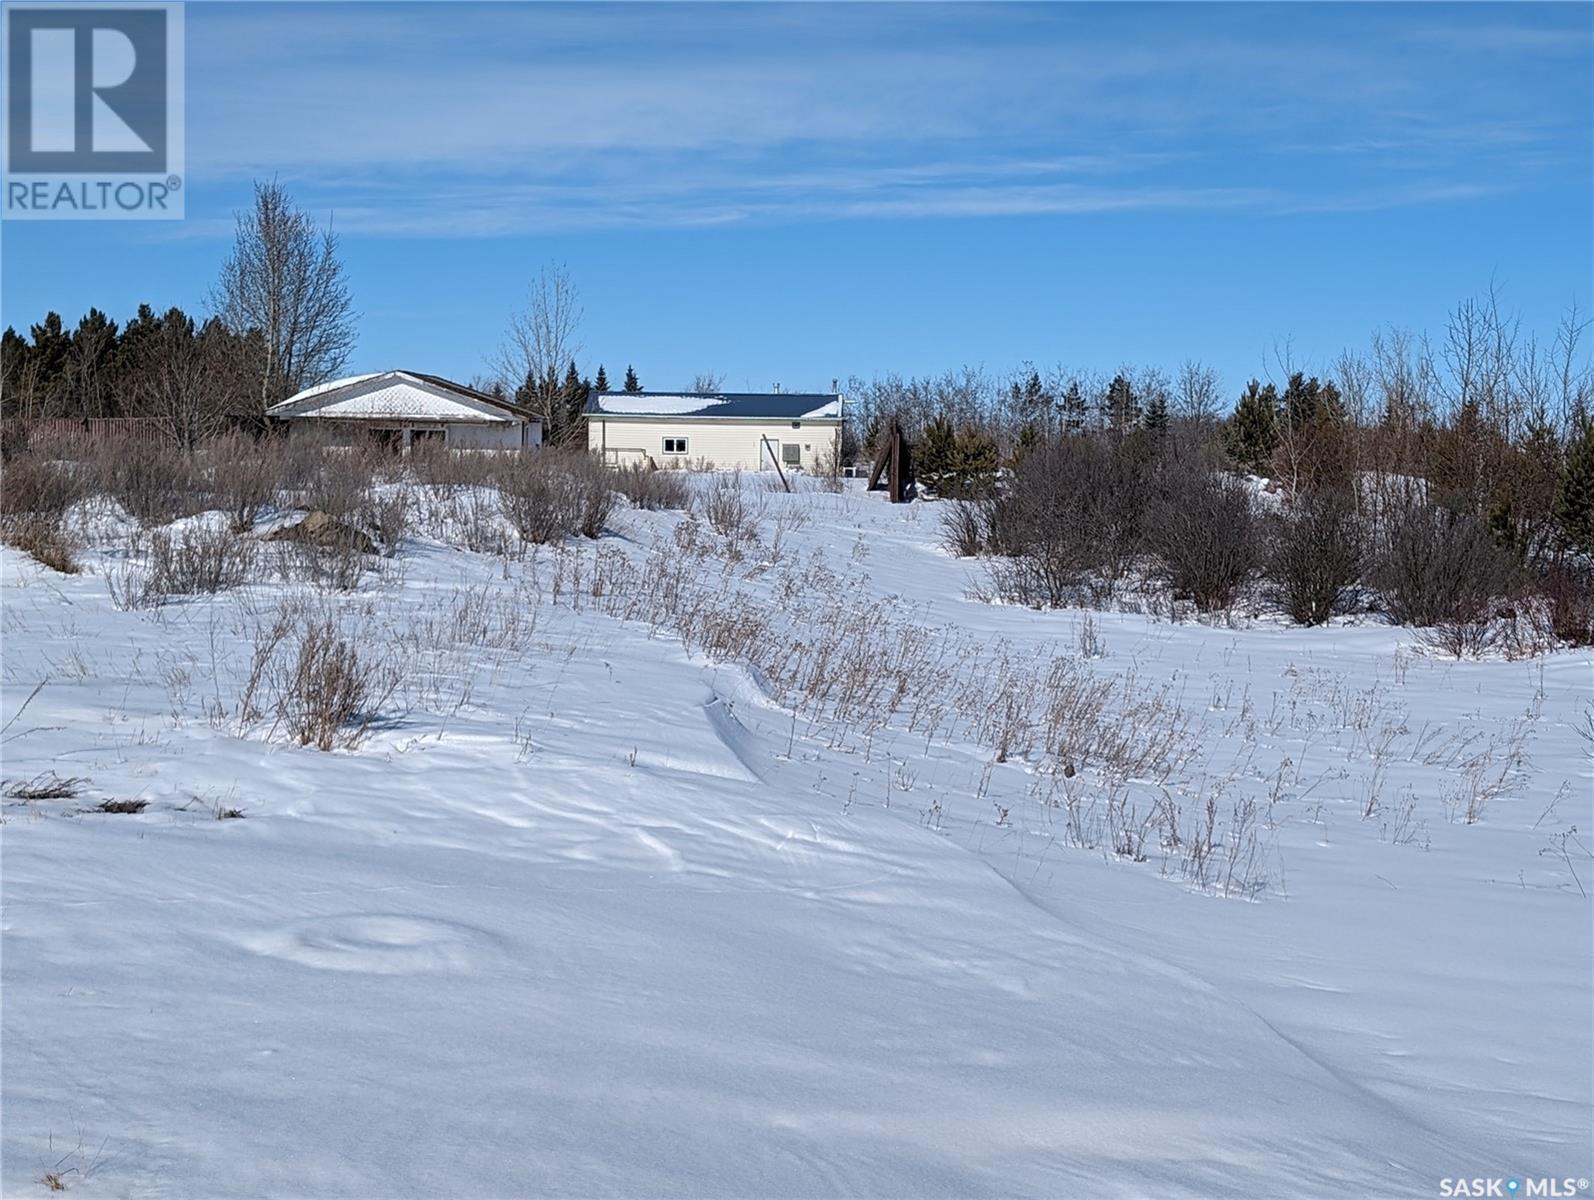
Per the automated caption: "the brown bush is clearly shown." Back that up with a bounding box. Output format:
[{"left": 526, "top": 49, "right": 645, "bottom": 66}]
[
  {"left": 202, "top": 432, "right": 287, "bottom": 532},
  {"left": 2, "top": 514, "right": 78, "bottom": 572},
  {"left": 1371, "top": 500, "right": 1514, "bottom": 628},
  {"left": 110, "top": 525, "right": 258, "bottom": 608},
  {"left": 88, "top": 437, "right": 207, "bottom": 526},
  {"left": 0, "top": 449, "right": 83, "bottom": 571},
  {"left": 972, "top": 435, "right": 1151, "bottom": 607},
  {"left": 273, "top": 620, "right": 397, "bottom": 751},
  {"left": 1265, "top": 486, "right": 1365, "bottom": 625},
  {"left": 495, "top": 449, "right": 612, "bottom": 545},
  {"left": 614, "top": 463, "right": 691, "bottom": 511},
  {"left": 1145, "top": 463, "right": 1257, "bottom": 612}
]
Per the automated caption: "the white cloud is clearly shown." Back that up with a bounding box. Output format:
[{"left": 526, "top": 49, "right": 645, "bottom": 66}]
[{"left": 176, "top": 3, "right": 1589, "bottom": 236}]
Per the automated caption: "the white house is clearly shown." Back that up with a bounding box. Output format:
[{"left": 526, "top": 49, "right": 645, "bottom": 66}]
[
  {"left": 586, "top": 391, "right": 841, "bottom": 472},
  {"left": 268, "top": 371, "right": 543, "bottom": 451}
]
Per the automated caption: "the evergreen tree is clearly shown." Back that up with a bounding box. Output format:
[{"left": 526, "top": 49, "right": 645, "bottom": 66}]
[
  {"left": 594, "top": 365, "right": 609, "bottom": 393},
  {"left": 1225, "top": 380, "right": 1280, "bottom": 473},
  {"left": 1013, "top": 368, "right": 1049, "bottom": 431},
  {"left": 513, "top": 369, "right": 539, "bottom": 421},
  {"left": 51, "top": 308, "right": 121, "bottom": 419},
  {"left": 916, "top": 414, "right": 957, "bottom": 492},
  {"left": 1281, "top": 372, "right": 1321, "bottom": 429},
  {"left": 1143, "top": 389, "right": 1169, "bottom": 444},
  {"left": 1556, "top": 417, "right": 1594, "bottom": 558},
  {"left": 1103, "top": 373, "right": 1139, "bottom": 433},
  {"left": 1061, "top": 381, "right": 1087, "bottom": 434},
  {"left": 623, "top": 365, "right": 641, "bottom": 393},
  {"left": 951, "top": 425, "right": 999, "bottom": 497},
  {"left": 560, "top": 361, "right": 590, "bottom": 443},
  {"left": 1014, "top": 422, "right": 1041, "bottom": 460}
]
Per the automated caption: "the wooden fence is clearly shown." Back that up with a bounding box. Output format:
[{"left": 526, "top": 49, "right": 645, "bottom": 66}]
[{"left": 2, "top": 418, "right": 165, "bottom": 454}]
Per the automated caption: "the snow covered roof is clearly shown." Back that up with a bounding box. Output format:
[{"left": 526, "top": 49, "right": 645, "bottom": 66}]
[
  {"left": 269, "top": 372, "right": 537, "bottom": 425},
  {"left": 587, "top": 392, "right": 842, "bottom": 421}
]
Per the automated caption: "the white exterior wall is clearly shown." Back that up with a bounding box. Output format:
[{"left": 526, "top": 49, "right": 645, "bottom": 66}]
[
  {"left": 445, "top": 422, "right": 527, "bottom": 450},
  {"left": 588, "top": 418, "right": 840, "bottom": 472},
  {"left": 283, "top": 416, "right": 539, "bottom": 451}
]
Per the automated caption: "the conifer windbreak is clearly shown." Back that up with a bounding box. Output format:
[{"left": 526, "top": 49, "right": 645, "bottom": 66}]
[{"left": 1557, "top": 417, "right": 1594, "bottom": 558}]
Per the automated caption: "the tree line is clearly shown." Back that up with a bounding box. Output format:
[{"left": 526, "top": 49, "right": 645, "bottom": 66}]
[{"left": 1, "top": 181, "right": 650, "bottom": 449}]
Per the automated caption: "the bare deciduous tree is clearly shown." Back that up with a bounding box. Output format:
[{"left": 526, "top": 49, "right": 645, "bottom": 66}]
[
  {"left": 138, "top": 313, "right": 251, "bottom": 451},
  {"left": 1174, "top": 360, "right": 1222, "bottom": 425},
  {"left": 212, "top": 180, "right": 356, "bottom": 417},
  {"left": 494, "top": 264, "right": 583, "bottom": 441},
  {"left": 690, "top": 371, "right": 724, "bottom": 393}
]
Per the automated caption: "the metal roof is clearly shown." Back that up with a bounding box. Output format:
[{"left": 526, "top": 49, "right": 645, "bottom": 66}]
[{"left": 586, "top": 391, "right": 841, "bottom": 420}]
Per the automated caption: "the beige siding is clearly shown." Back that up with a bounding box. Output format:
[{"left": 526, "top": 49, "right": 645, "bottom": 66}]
[{"left": 588, "top": 418, "right": 840, "bottom": 473}]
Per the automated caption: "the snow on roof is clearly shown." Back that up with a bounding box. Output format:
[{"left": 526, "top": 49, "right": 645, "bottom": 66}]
[
  {"left": 587, "top": 392, "right": 842, "bottom": 420},
  {"left": 295, "top": 381, "right": 515, "bottom": 422},
  {"left": 283, "top": 373, "right": 383, "bottom": 404},
  {"left": 268, "top": 371, "right": 535, "bottom": 423}
]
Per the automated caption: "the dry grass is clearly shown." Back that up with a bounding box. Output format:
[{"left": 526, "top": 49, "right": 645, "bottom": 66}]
[
  {"left": 614, "top": 462, "right": 692, "bottom": 511},
  {"left": 96, "top": 798, "right": 149, "bottom": 814},
  {"left": 270, "top": 619, "right": 401, "bottom": 751},
  {"left": 5, "top": 771, "right": 88, "bottom": 800},
  {"left": 109, "top": 525, "right": 259, "bottom": 609}
]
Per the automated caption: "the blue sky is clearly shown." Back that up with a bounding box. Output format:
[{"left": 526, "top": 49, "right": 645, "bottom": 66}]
[{"left": 2, "top": 1, "right": 1590, "bottom": 395}]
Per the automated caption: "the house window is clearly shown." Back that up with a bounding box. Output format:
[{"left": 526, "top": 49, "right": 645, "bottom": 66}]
[
  {"left": 782, "top": 443, "right": 801, "bottom": 466},
  {"left": 663, "top": 436, "right": 689, "bottom": 454}
]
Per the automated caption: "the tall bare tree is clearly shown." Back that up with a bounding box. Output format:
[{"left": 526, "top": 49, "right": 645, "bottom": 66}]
[
  {"left": 212, "top": 179, "right": 356, "bottom": 416},
  {"left": 1174, "top": 360, "right": 1222, "bottom": 425},
  {"left": 495, "top": 264, "right": 583, "bottom": 443}
]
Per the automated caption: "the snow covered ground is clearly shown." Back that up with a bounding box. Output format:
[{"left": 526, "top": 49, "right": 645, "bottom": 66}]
[{"left": 3, "top": 477, "right": 1590, "bottom": 1198}]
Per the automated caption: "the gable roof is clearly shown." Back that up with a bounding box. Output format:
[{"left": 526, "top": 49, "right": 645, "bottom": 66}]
[
  {"left": 586, "top": 391, "right": 841, "bottom": 421},
  {"left": 268, "top": 371, "right": 537, "bottom": 424}
]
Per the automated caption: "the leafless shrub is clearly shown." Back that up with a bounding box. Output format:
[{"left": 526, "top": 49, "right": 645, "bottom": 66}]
[
  {"left": 496, "top": 451, "right": 584, "bottom": 544},
  {"left": 283, "top": 537, "right": 368, "bottom": 592},
  {"left": 976, "top": 436, "right": 1149, "bottom": 606},
  {"left": 942, "top": 501, "right": 982, "bottom": 558},
  {"left": 1, "top": 513, "right": 78, "bottom": 572},
  {"left": 203, "top": 431, "right": 285, "bottom": 531},
  {"left": 271, "top": 619, "right": 399, "bottom": 751},
  {"left": 426, "top": 487, "right": 516, "bottom": 556},
  {"left": 614, "top": 462, "right": 691, "bottom": 511},
  {"left": 407, "top": 441, "right": 499, "bottom": 491},
  {"left": 1492, "top": 596, "right": 1558, "bottom": 660},
  {"left": 701, "top": 475, "right": 762, "bottom": 545},
  {"left": 89, "top": 437, "right": 207, "bottom": 526},
  {"left": 1266, "top": 486, "right": 1364, "bottom": 625},
  {"left": 240, "top": 602, "right": 299, "bottom": 725},
  {"left": 301, "top": 444, "right": 378, "bottom": 522},
  {"left": 1, "top": 451, "right": 83, "bottom": 522},
  {"left": 1540, "top": 560, "right": 1594, "bottom": 647},
  {"left": 571, "top": 454, "right": 616, "bottom": 538},
  {"left": 111, "top": 525, "right": 258, "bottom": 608},
  {"left": 359, "top": 487, "right": 412, "bottom": 555},
  {"left": 1146, "top": 465, "right": 1257, "bottom": 613},
  {"left": 1373, "top": 499, "right": 1513, "bottom": 630}
]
